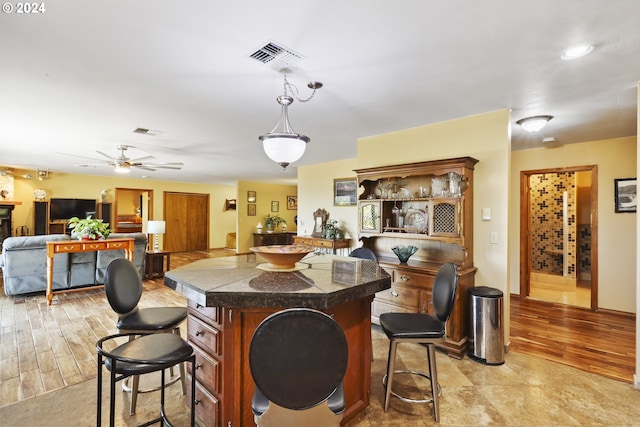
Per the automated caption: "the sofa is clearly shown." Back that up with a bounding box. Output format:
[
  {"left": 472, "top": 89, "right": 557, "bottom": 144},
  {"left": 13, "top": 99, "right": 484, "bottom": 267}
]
[{"left": 0, "top": 233, "right": 147, "bottom": 296}]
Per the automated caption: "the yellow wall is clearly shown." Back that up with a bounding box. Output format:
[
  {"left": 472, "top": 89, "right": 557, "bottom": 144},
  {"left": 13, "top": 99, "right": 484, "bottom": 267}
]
[
  {"left": 10, "top": 172, "right": 236, "bottom": 249},
  {"left": 297, "top": 158, "right": 360, "bottom": 245},
  {"left": 511, "top": 136, "right": 637, "bottom": 313},
  {"left": 236, "top": 180, "right": 298, "bottom": 253}
]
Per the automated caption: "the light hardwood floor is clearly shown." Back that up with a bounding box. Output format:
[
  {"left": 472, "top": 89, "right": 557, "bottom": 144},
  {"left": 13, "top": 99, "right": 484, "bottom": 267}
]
[{"left": 0, "top": 249, "right": 636, "bottom": 410}]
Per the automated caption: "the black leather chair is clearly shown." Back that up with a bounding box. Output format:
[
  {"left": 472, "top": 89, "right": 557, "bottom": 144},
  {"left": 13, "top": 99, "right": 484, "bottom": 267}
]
[
  {"left": 96, "top": 332, "right": 196, "bottom": 427},
  {"left": 348, "top": 247, "right": 378, "bottom": 263},
  {"left": 104, "top": 258, "right": 188, "bottom": 414},
  {"left": 249, "top": 308, "right": 348, "bottom": 427},
  {"left": 379, "top": 262, "right": 458, "bottom": 422}
]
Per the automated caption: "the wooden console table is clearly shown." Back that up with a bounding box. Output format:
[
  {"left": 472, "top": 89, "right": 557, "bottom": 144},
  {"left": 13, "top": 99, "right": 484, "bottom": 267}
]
[
  {"left": 46, "top": 238, "right": 135, "bottom": 305},
  {"left": 293, "top": 235, "right": 351, "bottom": 255}
]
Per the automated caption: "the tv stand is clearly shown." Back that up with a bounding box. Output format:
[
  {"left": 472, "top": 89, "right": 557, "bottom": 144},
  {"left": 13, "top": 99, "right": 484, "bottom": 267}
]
[{"left": 34, "top": 201, "right": 111, "bottom": 235}]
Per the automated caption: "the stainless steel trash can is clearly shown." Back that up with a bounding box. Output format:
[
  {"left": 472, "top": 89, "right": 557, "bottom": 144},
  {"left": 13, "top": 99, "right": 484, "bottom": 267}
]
[{"left": 468, "top": 286, "right": 504, "bottom": 365}]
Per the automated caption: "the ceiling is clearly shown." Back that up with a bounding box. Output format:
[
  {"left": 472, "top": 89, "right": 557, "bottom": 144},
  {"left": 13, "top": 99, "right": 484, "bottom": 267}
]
[{"left": 1, "top": 0, "right": 638, "bottom": 185}]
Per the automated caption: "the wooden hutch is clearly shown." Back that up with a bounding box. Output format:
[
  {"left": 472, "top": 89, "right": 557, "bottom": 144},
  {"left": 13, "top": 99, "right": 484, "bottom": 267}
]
[{"left": 354, "top": 156, "right": 478, "bottom": 358}]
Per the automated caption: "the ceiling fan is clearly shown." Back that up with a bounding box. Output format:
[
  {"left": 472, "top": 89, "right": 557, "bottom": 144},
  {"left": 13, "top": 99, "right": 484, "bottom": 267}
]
[{"left": 61, "top": 144, "right": 183, "bottom": 173}]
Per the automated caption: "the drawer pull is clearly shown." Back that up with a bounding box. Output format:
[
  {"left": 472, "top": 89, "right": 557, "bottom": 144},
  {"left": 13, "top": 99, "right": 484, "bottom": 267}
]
[
  {"left": 196, "top": 363, "right": 202, "bottom": 370},
  {"left": 400, "top": 275, "right": 410, "bottom": 283},
  {"left": 196, "top": 303, "right": 203, "bottom": 309},
  {"left": 195, "top": 330, "right": 203, "bottom": 336},
  {"left": 194, "top": 399, "right": 201, "bottom": 405},
  {"left": 390, "top": 290, "right": 399, "bottom": 297}
]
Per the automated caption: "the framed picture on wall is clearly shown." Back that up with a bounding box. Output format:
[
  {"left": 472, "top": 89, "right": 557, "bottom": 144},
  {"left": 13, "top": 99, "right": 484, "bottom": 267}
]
[
  {"left": 334, "top": 178, "right": 357, "bottom": 206},
  {"left": 248, "top": 204, "right": 256, "bottom": 216},
  {"left": 287, "top": 195, "right": 297, "bottom": 210},
  {"left": 247, "top": 191, "right": 256, "bottom": 203},
  {"left": 614, "top": 178, "right": 637, "bottom": 213},
  {"left": 271, "top": 201, "right": 279, "bottom": 212}
]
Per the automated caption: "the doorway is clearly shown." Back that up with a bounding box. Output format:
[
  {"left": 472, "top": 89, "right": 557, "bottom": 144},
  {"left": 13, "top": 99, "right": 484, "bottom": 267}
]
[
  {"left": 114, "top": 187, "right": 153, "bottom": 233},
  {"left": 519, "top": 166, "right": 598, "bottom": 310}
]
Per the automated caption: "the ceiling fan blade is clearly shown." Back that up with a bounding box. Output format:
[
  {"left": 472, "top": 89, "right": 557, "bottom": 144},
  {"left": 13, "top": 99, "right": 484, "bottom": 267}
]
[
  {"left": 153, "top": 165, "right": 182, "bottom": 170},
  {"left": 57, "top": 152, "right": 109, "bottom": 162},
  {"left": 96, "top": 151, "right": 115, "bottom": 161},
  {"left": 132, "top": 165, "right": 157, "bottom": 171},
  {"left": 130, "top": 155, "right": 155, "bottom": 162}
]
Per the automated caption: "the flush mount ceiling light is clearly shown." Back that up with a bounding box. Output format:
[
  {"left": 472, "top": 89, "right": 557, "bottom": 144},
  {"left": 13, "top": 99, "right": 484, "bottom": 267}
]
[
  {"left": 516, "top": 115, "right": 553, "bottom": 133},
  {"left": 258, "top": 73, "right": 323, "bottom": 170},
  {"left": 561, "top": 44, "right": 594, "bottom": 60}
]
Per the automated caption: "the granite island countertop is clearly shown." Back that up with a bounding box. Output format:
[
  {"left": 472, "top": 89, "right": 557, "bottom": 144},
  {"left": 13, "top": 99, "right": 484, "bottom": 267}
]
[{"left": 164, "top": 253, "right": 391, "bottom": 309}]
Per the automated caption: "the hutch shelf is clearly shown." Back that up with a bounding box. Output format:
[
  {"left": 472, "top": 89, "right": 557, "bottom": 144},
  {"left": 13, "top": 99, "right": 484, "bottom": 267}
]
[{"left": 354, "top": 156, "right": 478, "bottom": 359}]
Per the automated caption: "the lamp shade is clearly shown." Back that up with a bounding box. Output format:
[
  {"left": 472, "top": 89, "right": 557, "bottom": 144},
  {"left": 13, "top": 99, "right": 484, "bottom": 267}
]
[
  {"left": 147, "top": 220, "right": 166, "bottom": 234},
  {"left": 261, "top": 135, "right": 308, "bottom": 167}
]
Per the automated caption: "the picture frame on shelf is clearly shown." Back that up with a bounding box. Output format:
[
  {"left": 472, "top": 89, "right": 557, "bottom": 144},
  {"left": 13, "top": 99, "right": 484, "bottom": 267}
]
[
  {"left": 287, "top": 195, "right": 297, "bottom": 210},
  {"left": 247, "top": 191, "right": 256, "bottom": 203},
  {"left": 334, "top": 178, "right": 357, "bottom": 206},
  {"left": 271, "top": 201, "right": 279, "bottom": 212},
  {"left": 614, "top": 178, "right": 637, "bottom": 213},
  {"left": 248, "top": 203, "right": 256, "bottom": 216}
]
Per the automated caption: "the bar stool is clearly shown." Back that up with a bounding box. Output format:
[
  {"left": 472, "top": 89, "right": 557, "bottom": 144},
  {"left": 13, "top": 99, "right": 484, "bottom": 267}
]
[
  {"left": 104, "top": 258, "right": 188, "bottom": 414},
  {"left": 96, "top": 332, "right": 196, "bottom": 427},
  {"left": 249, "top": 308, "right": 348, "bottom": 427},
  {"left": 379, "top": 262, "right": 458, "bottom": 422}
]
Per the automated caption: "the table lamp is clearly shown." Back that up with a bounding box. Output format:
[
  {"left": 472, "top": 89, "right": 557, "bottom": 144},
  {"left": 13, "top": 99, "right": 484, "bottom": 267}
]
[{"left": 147, "top": 220, "right": 166, "bottom": 251}]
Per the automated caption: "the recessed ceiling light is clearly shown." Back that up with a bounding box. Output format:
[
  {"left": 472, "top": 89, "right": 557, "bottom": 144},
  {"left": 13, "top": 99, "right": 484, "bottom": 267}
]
[{"left": 561, "top": 44, "right": 594, "bottom": 60}]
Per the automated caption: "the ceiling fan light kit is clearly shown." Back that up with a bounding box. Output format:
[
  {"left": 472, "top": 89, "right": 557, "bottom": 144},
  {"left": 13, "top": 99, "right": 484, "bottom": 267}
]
[
  {"left": 516, "top": 115, "right": 553, "bottom": 133},
  {"left": 561, "top": 44, "right": 594, "bottom": 60},
  {"left": 259, "top": 74, "right": 322, "bottom": 170}
]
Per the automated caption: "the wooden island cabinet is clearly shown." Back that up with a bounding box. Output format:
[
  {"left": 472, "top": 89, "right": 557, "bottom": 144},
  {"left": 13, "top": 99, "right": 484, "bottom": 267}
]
[
  {"left": 355, "top": 156, "right": 478, "bottom": 358},
  {"left": 165, "top": 254, "right": 390, "bottom": 427}
]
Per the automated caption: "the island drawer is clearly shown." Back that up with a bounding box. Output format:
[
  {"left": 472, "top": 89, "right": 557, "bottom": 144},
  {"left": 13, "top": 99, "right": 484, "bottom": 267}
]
[
  {"left": 188, "top": 341, "right": 221, "bottom": 394},
  {"left": 391, "top": 269, "right": 434, "bottom": 289},
  {"left": 188, "top": 314, "right": 221, "bottom": 356},
  {"left": 187, "top": 373, "right": 219, "bottom": 427},
  {"left": 188, "top": 300, "right": 221, "bottom": 327}
]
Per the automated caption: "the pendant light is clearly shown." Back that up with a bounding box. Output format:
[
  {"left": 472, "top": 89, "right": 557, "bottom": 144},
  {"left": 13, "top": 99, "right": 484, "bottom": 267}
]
[{"left": 259, "top": 74, "right": 322, "bottom": 170}]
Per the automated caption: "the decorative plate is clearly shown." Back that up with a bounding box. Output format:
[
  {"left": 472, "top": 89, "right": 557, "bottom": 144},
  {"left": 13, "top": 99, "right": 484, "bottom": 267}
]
[{"left": 34, "top": 189, "right": 47, "bottom": 200}]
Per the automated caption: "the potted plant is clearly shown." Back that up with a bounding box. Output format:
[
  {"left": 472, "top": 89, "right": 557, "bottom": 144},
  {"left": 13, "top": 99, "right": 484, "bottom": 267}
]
[
  {"left": 323, "top": 219, "right": 344, "bottom": 240},
  {"left": 67, "top": 215, "right": 111, "bottom": 240},
  {"left": 264, "top": 214, "right": 286, "bottom": 233}
]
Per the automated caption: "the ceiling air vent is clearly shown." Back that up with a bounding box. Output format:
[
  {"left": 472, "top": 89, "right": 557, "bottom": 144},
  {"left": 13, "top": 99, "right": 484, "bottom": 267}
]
[
  {"left": 133, "top": 128, "right": 162, "bottom": 136},
  {"left": 249, "top": 41, "right": 304, "bottom": 66}
]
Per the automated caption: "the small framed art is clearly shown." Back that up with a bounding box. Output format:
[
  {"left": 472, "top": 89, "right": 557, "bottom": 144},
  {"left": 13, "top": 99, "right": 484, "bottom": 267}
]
[
  {"left": 334, "top": 178, "right": 357, "bottom": 206},
  {"left": 287, "top": 195, "right": 298, "bottom": 210},
  {"left": 248, "top": 204, "right": 256, "bottom": 216},
  {"left": 271, "top": 201, "right": 279, "bottom": 212},
  {"left": 614, "top": 178, "right": 637, "bottom": 213},
  {"left": 247, "top": 191, "right": 256, "bottom": 203}
]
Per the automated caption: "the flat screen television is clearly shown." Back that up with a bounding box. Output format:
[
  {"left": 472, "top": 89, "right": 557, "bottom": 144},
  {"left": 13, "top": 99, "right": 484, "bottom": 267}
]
[{"left": 49, "top": 198, "right": 97, "bottom": 221}]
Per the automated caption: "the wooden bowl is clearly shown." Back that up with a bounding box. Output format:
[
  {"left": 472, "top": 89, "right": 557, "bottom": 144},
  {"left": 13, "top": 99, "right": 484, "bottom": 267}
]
[{"left": 250, "top": 245, "right": 315, "bottom": 269}]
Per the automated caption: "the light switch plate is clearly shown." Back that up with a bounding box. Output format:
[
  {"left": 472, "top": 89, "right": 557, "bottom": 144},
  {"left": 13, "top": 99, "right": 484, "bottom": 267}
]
[
  {"left": 482, "top": 208, "right": 491, "bottom": 220},
  {"left": 490, "top": 232, "right": 498, "bottom": 244}
]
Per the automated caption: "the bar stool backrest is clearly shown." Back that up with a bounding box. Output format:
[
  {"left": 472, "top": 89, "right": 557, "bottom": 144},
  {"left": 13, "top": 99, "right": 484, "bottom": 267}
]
[
  {"left": 105, "top": 258, "right": 142, "bottom": 316},
  {"left": 432, "top": 263, "right": 458, "bottom": 323}
]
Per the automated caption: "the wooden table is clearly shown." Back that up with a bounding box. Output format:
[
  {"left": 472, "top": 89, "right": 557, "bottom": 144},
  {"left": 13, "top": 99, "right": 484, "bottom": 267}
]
[
  {"left": 293, "top": 235, "right": 351, "bottom": 254},
  {"left": 46, "top": 238, "right": 135, "bottom": 305},
  {"left": 145, "top": 250, "right": 171, "bottom": 279},
  {"left": 164, "top": 254, "right": 391, "bottom": 427}
]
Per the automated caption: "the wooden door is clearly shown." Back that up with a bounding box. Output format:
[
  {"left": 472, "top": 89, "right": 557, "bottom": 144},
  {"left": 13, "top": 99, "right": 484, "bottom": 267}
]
[{"left": 164, "top": 192, "right": 209, "bottom": 252}]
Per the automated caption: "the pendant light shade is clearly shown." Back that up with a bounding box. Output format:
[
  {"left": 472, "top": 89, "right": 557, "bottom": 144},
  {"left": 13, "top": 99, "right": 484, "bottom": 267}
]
[{"left": 259, "top": 75, "right": 322, "bottom": 170}]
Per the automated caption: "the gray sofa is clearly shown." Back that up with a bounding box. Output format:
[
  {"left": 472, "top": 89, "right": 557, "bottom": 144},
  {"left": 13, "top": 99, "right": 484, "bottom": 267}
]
[{"left": 0, "top": 233, "right": 147, "bottom": 296}]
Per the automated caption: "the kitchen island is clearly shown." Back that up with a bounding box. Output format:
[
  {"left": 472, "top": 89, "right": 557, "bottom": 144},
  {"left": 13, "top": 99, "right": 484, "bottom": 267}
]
[{"left": 164, "top": 253, "right": 391, "bottom": 427}]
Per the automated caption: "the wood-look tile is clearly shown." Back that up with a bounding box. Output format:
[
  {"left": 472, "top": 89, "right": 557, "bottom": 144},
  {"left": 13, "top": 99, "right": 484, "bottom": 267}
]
[
  {"left": 56, "top": 354, "right": 82, "bottom": 381},
  {"left": 0, "top": 357, "right": 18, "bottom": 381},
  {"left": 16, "top": 341, "right": 37, "bottom": 372},
  {"left": 19, "top": 368, "right": 44, "bottom": 399},
  {"left": 0, "top": 375, "right": 21, "bottom": 407},
  {"left": 35, "top": 350, "right": 58, "bottom": 373},
  {"left": 40, "top": 369, "right": 64, "bottom": 394}
]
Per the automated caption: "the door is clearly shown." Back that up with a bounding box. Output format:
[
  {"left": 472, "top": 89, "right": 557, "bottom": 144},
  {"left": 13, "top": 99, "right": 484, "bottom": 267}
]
[
  {"left": 520, "top": 166, "right": 598, "bottom": 309},
  {"left": 164, "top": 192, "right": 209, "bottom": 252}
]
